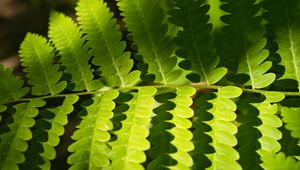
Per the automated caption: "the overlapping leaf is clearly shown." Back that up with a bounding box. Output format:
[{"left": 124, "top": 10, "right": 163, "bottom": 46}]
[
  {"left": 220, "top": 0, "right": 275, "bottom": 89},
  {"left": 48, "top": 11, "right": 101, "bottom": 92},
  {"left": 169, "top": 0, "right": 227, "bottom": 84},
  {"left": 262, "top": 0, "right": 300, "bottom": 91},
  {"left": 167, "top": 86, "right": 196, "bottom": 169},
  {"left": 19, "top": 33, "right": 66, "bottom": 95},
  {"left": 118, "top": 0, "right": 184, "bottom": 84},
  {"left": 109, "top": 87, "right": 156, "bottom": 170},
  {"left": 205, "top": 86, "right": 242, "bottom": 170},
  {"left": 21, "top": 95, "right": 78, "bottom": 170},
  {"left": 67, "top": 90, "right": 118, "bottom": 169},
  {"left": 256, "top": 92, "right": 284, "bottom": 153},
  {"left": 0, "top": 99, "right": 45, "bottom": 170},
  {"left": 76, "top": 0, "right": 140, "bottom": 87}
]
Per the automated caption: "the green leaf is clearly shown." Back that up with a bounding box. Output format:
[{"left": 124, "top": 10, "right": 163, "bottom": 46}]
[
  {"left": 48, "top": 11, "right": 101, "bottom": 92},
  {"left": 255, "top": 97, "right": 283, "bottom": 153},
  {"left": 21, "top": 95, "right": 78, "bottom": 170},
  {"left": 263, "top": 91, "right": 285, "bottom": 103},
  {"left": 76, "top": 0, "right": 140, "bottom": 87},
  {"left": 109, "top": 87, "right": 157, "bottom": 170},
  {"left": 259, "top": 150, "right": 300, "bottom": 170},
  {"left": 19, "top": 33, "right": 67, "bottom": 95},
  {"left": 0, "top": 65, "right": 29, "bottom": 104},
  {"left": 221, "top": 0, "right": 275, "bottom": 89},
  {"left": 0, "top": 99, "right": 45, "bottom": 170},
  {"left": 68, "top": 90, "right": 119, "bottom": 169},
  {"left": 118, "top": 0, "right": 184, "bottom": 84},
  {"left": 169, "top": 0, "right": 227, "bottom": 84},
  {"left": 167, "top": 86, "right": 196, "bottom": 169},
  {"left": 205, "top": 87, "right": 242, "bottom": 170},
  {"left": 262, "top": 0, "right": 300, "bottom": 91},
  {"left": 281, "top": 107, "right": 300, "bottom": 141}
]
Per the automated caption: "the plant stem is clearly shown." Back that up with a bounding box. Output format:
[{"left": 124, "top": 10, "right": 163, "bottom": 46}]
[{"left": 5, "top": 84, "right": 300, "bottom": 104}]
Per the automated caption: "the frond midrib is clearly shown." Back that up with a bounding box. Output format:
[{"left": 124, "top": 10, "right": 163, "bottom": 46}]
[{"left": 87, "top": 3, "right": 127, "bottom": 87}]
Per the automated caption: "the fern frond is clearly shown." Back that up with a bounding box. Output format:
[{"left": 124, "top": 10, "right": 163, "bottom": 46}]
[
  {"left": 256, "top": 92, "right": 284, "bottom": 153},
  {"left": 118, "top": 0, "right": 184, "bottom": 84},
  {"left": 220, "top": 0, "right": 275, "bottom": 89},
  {"left": 205, "top": 86, "right": 242, "bottom": 170},
  {"left": 0, "top": 99, "right": 45, "bottom": 170},
  {"left": 109, "top": 87, "right": 157, "bottom": 170},
  {"left": 281, "top": 107, "right": 300, "bottom": 142},
  {"left": 169, "top": 0, "right": 227, "bottom": 84},
  {"left": 21, "top": 95, "right": 78, "bottom": 170},
  {"left": 76, "top": 0, "right": 140, "bottom": 87},
  {"left": 167, "top": 86, "right": 196, "bottom": 169},
  {"left": 0, "top": 65, "right": 29, "bottom": 104},
  {"left": 48, "top": 11, "right": 101, "bottom": 92},
  {"left": 19, "top": 33, "right": 67, "bottom": 95},
  {"left": 259, "top": 150, "right": 300, "bottom": 169},
  {"left": 262, "top": 0, "right": 300, "bottom": 91},
  {"left": 67, "top": 90, "right": 118, "bottom": 169}
]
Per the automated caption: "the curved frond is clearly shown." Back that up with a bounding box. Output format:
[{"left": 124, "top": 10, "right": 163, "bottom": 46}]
[
  {"left": 205, "top": 86, "right": 242, "bottom": 170},
  {"left": 281, "top": 107, "right": 300, "bottom": 142},
  {"left": 262, "top": 0, "right": 300, "bottom": 91},
  {"left": 220, "top": 0, "right": 275, "bottom": 89},
  {"left": 76, "top": 0, "right": 140, "bottom": 87},
  {"left": 109, "top": 87, "right": 157, "bottom": 170},
  {"left": 167, "top": 86, "right": 196, "bottom": 169},
  {"left": 19, "top": 33, "right": 67, "bottom": 95},
  {"left": 67, "top": 90, "right": 119, "bottom": 169},
  {"left": 0, "top": 99, "right": 45, "bottom": 170},
  {"left": 21, "top": 95, "right": 78, "bottom": 170},
  {"left": 256, "top": 92, "right": 284, "bottom": 157},
  {"left": 169, "top": 0, "right": 227, "bottom": 84},
  {"left": 48, "top": 11, "right": 101, "bottom": 92},
  {"left": 118, "top": 0, "right": 184, "bottom": 84},
  {"left": 0, "top": 65, "right": 29, "bottom": 104}
]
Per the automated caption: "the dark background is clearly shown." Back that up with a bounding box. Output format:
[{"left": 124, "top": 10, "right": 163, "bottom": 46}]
[{"left": 0, "top": 0, "right": 119, "bottom": 73}]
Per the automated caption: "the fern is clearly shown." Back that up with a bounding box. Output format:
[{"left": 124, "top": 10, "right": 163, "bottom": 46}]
[
  {"left": 220, "top": 0, "right": 275, "bottom": 89},
  {"left": 21, "top": 95, "right": 78, "bottom": 170},
  {"left": 0, "top": 0, "right": 300, "bottom": 169},
  {"left": 48, "top": 11, "right": 100, "bottom": 92},
  {"left": 169, "top": 0, "right": 227, "bottom": 84},
  {"left": 0, "top": 99, "right": 45, "bottom": 170},
  {"left": 109, "top": 87, "right": 156, "bottom": 170},
  {"left": 76, "top": 0, "right": 140, "bottom": 87},
  {"left": 281, "top": 107, "right": 300, "bottom": 143},
  {"left": 19, "top": 33, "right": 67, "bottom": 95},
  {"left": 262, "top": 0, "right": 300, "bottom": 91},
  {"left": 118, "top": 0, "right": 184, "bottom": 84},
  {"left": 68, "top": 90, "right": 118, "bottom": 169}
]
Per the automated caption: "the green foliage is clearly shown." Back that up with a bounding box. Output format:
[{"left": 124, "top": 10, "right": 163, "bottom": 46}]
[
  {"left": 169, "top": 0, "right": 227, "bottom": 84},
  {"left": 0, "top": 0, "right": 300, "bottom": 169},
  {"left": 262, "top": 0, "right": 300, "bottom": 91},
  {"left": 19, "top": 33, "right": 67, "bottom": 95},
  {"left": 76, "top": 0, "right": 140, "bottom": 87}
]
